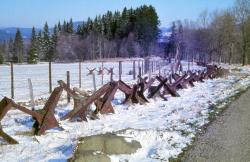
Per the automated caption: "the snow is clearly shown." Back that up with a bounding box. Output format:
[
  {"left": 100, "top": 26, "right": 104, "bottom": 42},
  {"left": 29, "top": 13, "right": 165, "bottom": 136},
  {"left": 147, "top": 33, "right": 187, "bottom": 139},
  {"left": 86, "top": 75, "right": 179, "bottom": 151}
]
[{"left": 0, "top": 62, "right": 250, "bottom": 162}]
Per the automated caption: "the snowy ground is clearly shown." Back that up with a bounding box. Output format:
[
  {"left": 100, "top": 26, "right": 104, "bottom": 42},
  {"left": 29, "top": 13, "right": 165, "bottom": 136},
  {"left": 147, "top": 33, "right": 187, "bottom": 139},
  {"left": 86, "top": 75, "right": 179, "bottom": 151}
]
[{"left": 0, "top": 62, "right": 250, "bottom": 162}]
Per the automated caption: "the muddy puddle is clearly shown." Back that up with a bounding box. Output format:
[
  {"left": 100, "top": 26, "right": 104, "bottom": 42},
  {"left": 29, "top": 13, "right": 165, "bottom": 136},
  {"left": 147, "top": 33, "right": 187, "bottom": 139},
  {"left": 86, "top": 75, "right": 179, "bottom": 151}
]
[{"left": 69, "top": 133, "right": 141, "bottom": 162}]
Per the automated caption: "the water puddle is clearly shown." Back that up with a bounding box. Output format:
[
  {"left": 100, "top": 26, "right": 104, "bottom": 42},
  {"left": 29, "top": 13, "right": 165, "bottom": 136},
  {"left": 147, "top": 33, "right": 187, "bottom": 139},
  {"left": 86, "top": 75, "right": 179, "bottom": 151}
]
[{"left": 70, "top": 133, "right": 141, "bottom": 162}]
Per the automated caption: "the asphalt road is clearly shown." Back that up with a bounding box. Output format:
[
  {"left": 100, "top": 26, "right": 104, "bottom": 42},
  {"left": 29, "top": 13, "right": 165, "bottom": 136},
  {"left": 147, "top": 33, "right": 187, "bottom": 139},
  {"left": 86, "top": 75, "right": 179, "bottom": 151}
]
[{"left": 183, "top": 89, "right": 250, "bottom": 162}]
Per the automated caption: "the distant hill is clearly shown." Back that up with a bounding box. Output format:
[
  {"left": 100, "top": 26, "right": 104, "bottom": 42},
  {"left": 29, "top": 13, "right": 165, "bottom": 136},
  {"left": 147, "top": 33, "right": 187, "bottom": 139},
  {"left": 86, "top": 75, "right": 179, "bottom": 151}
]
[
  {"left": 0, "top": 27, "right": 35, "bottom": 42},
  {"left": 158, "top": 27, "right": 171, "bottom": 43},
  {"left": 0, "top": 21, "right": 83, "bottom": 42},
  {"left": 159, "top": 27, "right": 171, "bottom": 37}
]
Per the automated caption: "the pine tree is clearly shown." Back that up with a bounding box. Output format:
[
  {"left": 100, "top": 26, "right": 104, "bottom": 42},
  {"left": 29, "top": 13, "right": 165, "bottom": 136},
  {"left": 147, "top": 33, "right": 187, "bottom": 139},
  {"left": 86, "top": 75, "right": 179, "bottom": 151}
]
[
  {"left": 120, "top": 7, "right": 129, "bottom": 37},
  {"left": 114, "top": 11, "right": 122, "bottom": 38},
  {"left": 93, "top": 16, "right": 99, "bottom": 33},
  {"left": 76, "top": 22, "right": 87, "bottom": 36},
  {"left": 57, "top": 21, "right": 62, "bottom": 32},
  {"left": 102, "top": 15, "right": 108, "bottom": 36},
  {"left": 63, "top": 20, "right": 67, "bottom": 32},
  {"left": 134, "top": 5, "right": 159, "bottom": 56},
  {"left": 105, "top": 11, "right": 113, "bottom": 40},
  {"left": 128, "top": 8, "right": 136, "bottom": 32},
  {"left": 49, "top": 5, "right": 160, "bottom": 60},
  {"left": 36, "top": 31, "right": 43, "bottom": 60},
  {"left": 42, "top": 22, "right": 52, "bottom": 61},
  {"left": 50, "top": 25, "right": 58, "bottom": 59},
  {"left": 67, "top": 18, "right": 74, "bottom": 33},
  {"left": 13, "top": 28, "right": 24, "bottom": 63},
  {"left": 43, "top": 22, "right": 50, "bottom": 39},
  {"left": 27, "top": 27, "right": 38, "bottom": 64},
  {"left": 77, "top": 24, "right": 82, "bottom": 35},
  {"left": 52, "top": 25, "right": 58, "bottom": 42},
  {"left": 86, "top": 17, "right": 93, "bottom": 34}
]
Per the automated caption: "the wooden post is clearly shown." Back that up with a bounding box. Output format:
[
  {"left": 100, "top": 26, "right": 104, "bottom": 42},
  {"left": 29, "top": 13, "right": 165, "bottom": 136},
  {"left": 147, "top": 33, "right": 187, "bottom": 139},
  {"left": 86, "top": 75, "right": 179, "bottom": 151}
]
[
  {"left": 110, "top": 68, "right": 113, "bottom": 82},
  {"left": 145, "top": 59, "right": 147, "bottom": 72},
  {"left": 67, "top": 71, "right": 70, "bottom": 103},
  {"left": 142, "top": 60, "right": 144, "bottom": 75},
  {"left": 92, "top": 73, "right": 96, "bottom": 92},
  {"left": 119, "top": 61, "right": 122, "bottom": 80},
  {"left": 151, "top": 61, "right": 154, "bottom": 73},
  {"left": 154, "top": 61, "right": 156, "bottom": 72},
  {"left": 10, "top": 62, "right": 14, "bottom": 99},
  {"left": 49, "top": 62, "right": 52, "bottom": 93},
  {"left": 139, "top": 67, "right": 142, "bottom": 77},
  {"left": 101, "top": 61, "right": 104, "bottom": 85},
  {"left": 192, "top": 57, "right": 194, "bottom": 68},
  {"left": 79, "top": 61, "right": 82, "bottom": 88},
  {"left": 133, "top": 60, "right": 136, "bottom": 80},
  {"left": 28, "top": 78, "right": 35, "bottom": 110},
  {"left": 138, "top": 60, "right": 140, "bottom": 77},
  {"left": 149, "top": 61, "right": 152, "bottom": 79}
]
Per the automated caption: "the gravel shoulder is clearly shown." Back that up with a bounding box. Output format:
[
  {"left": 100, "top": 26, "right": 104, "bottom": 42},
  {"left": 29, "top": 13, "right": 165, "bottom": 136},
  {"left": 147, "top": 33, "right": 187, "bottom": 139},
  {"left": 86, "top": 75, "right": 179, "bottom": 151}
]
[{"left": 183, "top": 89, "right": 250, "bottom": 162}]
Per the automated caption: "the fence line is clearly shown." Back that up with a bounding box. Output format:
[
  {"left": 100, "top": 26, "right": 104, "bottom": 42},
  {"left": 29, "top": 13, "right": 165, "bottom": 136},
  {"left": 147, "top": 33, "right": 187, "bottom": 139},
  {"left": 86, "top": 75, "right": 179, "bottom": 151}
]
[{"left": 0, "top": 58, "right": 170, "bottom": 101}]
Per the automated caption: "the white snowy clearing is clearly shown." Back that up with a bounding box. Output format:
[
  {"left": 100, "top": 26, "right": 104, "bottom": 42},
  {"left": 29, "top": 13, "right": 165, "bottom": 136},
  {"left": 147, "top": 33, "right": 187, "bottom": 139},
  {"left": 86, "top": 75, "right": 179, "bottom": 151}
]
[{"left": 0, "top": 62, "right": 250, "bottom": 162}]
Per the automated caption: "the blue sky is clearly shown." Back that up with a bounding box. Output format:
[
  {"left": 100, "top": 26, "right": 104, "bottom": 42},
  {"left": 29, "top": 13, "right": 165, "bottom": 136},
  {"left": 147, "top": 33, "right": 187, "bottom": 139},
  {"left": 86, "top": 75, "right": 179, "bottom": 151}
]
[{"left": 0, "top": 0, "right": 236, "bottom": 28}]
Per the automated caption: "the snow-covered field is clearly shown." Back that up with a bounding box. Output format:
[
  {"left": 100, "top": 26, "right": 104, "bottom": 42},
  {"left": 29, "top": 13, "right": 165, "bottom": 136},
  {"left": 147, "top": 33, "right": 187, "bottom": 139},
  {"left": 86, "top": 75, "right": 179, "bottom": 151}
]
[
  {"left": 0, "top": 61, "right": 250, "bottom": 162},
  {"left": 0, "top": 61, "right": 139, "bottom": 101},
  {"left": 0, "top": 58, "right": 188, "bottom": 101}
]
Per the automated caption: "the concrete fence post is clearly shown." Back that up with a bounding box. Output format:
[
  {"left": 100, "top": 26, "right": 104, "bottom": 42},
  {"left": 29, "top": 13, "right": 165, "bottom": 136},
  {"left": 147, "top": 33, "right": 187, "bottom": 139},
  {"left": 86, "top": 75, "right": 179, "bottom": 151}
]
[{"left": 28, "top": 78, "right": 35, "bottom": 110}]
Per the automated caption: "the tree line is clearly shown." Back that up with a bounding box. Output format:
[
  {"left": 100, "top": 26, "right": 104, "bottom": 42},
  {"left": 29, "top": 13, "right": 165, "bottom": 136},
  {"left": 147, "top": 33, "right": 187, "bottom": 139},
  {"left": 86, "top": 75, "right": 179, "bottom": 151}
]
[
  {"left": 0, "top": 5, "right": 159, "bottom": 64},
  {"left": 165, "top": 0, "right": 250, "bottom": 65}
]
